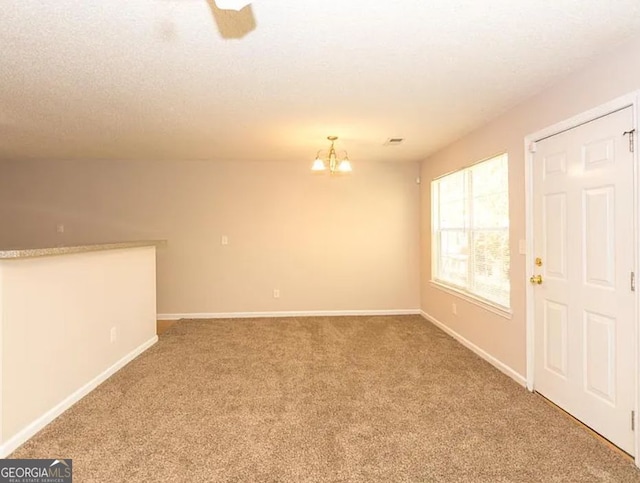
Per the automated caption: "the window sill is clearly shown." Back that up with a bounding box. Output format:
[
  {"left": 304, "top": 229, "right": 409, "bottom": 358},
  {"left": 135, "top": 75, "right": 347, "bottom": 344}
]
[{"left": 429, "top": 280, "right": 513, "bottom": 320}]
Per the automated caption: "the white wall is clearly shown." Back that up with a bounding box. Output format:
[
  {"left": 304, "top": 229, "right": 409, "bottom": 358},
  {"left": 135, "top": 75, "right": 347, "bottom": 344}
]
[
  {"left": 0, "top": 246, "right": 157, "bottom": 452},
  {"left": 420, "top": 34, "right": 640, "bottom": 377},
  {"left": 0, "top": 159, "right": 421, "bottom": 316}
]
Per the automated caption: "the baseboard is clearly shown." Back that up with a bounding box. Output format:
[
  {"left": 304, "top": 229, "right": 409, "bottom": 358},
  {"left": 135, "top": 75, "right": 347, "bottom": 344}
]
[
  {"left": 0, "top": 335, "right": 158, "bottom": 458},
  {"left": 157, "top": 309, "right": 421, "bottom": 320},
  {"left": 420, "top": 310, "right": 526, "bottom": 387}
]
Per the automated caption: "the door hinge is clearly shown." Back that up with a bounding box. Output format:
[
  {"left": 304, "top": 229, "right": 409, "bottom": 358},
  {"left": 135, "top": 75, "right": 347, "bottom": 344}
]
[
  {"left": 631, "top": 272, "right": 636, "bottom": 292},
  {"left": 623, "top": 129, "right": 635, "bottom": 153},
  {"left": 632, "top": 410, "right": 635, "bottom": 431}
]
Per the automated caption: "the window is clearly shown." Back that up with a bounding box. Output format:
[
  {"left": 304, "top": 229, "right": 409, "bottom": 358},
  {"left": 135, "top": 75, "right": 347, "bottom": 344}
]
[{"left": 431, "top": 153, "right": 510, "bottom": 309}]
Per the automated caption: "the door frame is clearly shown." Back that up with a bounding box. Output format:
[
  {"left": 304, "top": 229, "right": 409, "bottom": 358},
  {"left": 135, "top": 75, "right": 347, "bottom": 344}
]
[{"left": 524, "top": 91, "right": 640, "bottom": 463}]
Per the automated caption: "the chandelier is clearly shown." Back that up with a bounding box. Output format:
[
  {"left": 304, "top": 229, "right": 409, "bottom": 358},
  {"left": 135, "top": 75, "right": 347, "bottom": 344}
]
[{"left": 311, "top": 136, "right": 352, "bottom": 174}]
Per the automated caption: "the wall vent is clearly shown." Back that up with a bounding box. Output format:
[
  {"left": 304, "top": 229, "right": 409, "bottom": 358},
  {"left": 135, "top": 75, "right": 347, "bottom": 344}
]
[{"left": 384, "top": 138, "right": 404, "bottom": 146}]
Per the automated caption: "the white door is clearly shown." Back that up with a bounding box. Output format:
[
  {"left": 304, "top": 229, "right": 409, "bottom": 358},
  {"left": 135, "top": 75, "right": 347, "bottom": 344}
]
[{"left": 532, "top": 106, "right": 636, "bottom": 454}]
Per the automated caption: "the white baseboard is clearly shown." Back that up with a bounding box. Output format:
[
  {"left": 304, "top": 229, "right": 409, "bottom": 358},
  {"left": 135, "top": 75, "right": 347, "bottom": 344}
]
[
  {"left": 0, "top": 335, "right": 158, "bottom": 458},
  {"left": 420, "top": 310, "right": 526, "bottom": 387},
  {"left": 157, "top": 309, "right": 421, "bottom": 321}
]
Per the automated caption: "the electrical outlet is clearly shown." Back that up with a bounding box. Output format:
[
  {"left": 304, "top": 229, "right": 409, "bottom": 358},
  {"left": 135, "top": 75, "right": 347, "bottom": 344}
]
[
  {"left": 110, "top": 327, "right": 117, "bottom": 343},
  {"left": 56, "top": 223, "right": 65, "bottom": 234},
  {"left": 221, "top": 235, "right": 229, "bottom": 245},
  {"left": 273, "top": 289, "right": 280, "bottom": 299},
  {"left": 452, "top": 303, "right": 457, "bottom": 315}
]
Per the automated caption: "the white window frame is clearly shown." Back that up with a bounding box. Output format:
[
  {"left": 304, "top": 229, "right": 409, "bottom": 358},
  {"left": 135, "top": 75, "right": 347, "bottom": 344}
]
[{"left": 430, "top": 153, "right": 511, "bottom": 316}]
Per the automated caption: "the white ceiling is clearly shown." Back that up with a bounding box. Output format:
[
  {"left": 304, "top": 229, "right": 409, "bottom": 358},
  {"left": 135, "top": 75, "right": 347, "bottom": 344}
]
[{"left": 2, "top": 0, "right": 640, "bottom": 164}]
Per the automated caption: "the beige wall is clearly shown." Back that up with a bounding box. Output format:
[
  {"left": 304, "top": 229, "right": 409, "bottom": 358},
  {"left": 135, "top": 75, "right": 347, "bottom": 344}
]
[
  {"left": 0, "top": 159, "right": 421, "bottom": 315},
  {"left": 421, "top": 35, "right": 640, "bottom": 377},
  {"left": 1, "top": 246, "right": 156, "bottom": 450}
]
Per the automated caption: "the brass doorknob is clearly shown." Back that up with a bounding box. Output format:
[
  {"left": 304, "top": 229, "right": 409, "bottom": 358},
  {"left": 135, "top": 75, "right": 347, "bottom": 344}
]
[{"left": 530, "top": 275, "right": 543, "bottom": 285}]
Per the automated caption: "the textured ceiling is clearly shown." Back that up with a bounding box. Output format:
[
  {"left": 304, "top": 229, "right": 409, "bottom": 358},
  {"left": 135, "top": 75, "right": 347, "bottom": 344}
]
[{"left": 2, "top": 0, "right": 640, "bottom": 164}]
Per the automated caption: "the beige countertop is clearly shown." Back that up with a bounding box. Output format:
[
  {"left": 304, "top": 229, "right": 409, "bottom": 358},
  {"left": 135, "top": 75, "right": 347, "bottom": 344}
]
[{"left": 0, "top": 240, "right": 166, "bottom": 260}]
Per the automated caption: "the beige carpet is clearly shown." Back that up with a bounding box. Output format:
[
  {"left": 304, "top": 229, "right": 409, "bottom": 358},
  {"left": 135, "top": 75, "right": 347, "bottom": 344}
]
[{"left": 10, "top": 315, "right": 640, "bottom": 482}]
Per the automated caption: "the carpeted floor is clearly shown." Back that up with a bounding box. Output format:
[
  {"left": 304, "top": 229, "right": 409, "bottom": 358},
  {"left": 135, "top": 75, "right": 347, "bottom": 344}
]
[{"left": 10, "top": 315, "right": 640, "bottom": 482}]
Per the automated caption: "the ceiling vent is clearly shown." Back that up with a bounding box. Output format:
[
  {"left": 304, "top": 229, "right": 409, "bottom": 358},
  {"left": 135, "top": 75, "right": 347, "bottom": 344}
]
[{"left": 384, "top": 138, "right": 404, "bottom": 146}]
